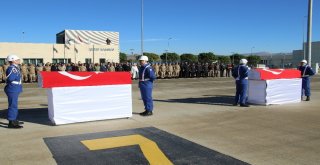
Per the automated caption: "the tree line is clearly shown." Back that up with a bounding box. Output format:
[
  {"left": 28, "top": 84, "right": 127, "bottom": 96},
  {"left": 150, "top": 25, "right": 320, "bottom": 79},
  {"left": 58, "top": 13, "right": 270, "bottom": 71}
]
[{"left": 120, "top": 52, "right": 261, "bottom": 66}]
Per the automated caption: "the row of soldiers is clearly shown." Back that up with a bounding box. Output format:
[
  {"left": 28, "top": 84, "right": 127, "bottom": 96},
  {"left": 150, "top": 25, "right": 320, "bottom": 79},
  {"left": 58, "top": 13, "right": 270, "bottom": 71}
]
[
  {"left": 0, "top": 61, "right": 234, "bottom": 83},
  {"left": 0, "top": 62, "right": 133, "bottom": 83},
  {"left": 151, "top": 62, "right": 234, "bottom": 79}
]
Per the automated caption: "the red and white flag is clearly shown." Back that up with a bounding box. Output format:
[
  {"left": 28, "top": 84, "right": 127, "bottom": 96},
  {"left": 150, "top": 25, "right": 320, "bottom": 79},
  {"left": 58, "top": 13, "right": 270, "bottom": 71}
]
[{"left": 249, "top": 69, "right": 301, "bottom": 80}]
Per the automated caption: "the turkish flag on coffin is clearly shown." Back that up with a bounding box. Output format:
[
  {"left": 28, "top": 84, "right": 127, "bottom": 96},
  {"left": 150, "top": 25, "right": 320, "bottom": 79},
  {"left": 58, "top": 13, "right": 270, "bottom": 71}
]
[
  {"left": 248, "top": 69, "right": 301, "bottom": 80},
  {"left": 39, "top": 71, "right": 132, "bottom": 88}
]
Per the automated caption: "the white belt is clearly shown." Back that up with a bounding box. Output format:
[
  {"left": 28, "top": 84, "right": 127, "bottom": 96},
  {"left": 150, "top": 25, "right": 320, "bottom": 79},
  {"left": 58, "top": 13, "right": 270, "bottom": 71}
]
[
  {"left": 139, "top": 78, "right": 150, "bottom": 82},
  {"left": 236, "top": 77, "right": 248, "bottom": 80},
  {"left": 11, "top": 81, "right": 22, "bottom": 85}
]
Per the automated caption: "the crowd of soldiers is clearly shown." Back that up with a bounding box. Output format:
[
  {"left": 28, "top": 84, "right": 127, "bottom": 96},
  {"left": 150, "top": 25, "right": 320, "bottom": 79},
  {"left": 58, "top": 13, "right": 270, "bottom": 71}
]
[
  {"left": 0, "top": 61, "right": 234, "bottom": 83},
  {"left": 152, "top": 62, "right": 234, "bottom": 79}
]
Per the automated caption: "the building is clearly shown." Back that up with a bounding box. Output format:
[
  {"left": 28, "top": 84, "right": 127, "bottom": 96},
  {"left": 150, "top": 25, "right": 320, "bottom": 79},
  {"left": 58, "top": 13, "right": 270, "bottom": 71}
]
[
  {"left": 0, "top": 30, "right": 120, "bottom": 65},
  {"left": 292, "top": 41, "right": 320, "bottom": 71},
  {"left": 258, "top": 53, "right": 293, "bottom": 68}
]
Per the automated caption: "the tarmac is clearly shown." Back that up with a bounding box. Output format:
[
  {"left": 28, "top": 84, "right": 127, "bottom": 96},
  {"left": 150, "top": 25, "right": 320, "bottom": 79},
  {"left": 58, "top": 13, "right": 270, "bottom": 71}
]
[{"left": 0, "top": 75, "right": 320, "bottom": 165}]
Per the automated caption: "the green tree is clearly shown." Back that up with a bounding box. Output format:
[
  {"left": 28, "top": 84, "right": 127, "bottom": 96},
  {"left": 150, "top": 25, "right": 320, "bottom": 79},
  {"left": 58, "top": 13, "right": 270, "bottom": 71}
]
[
  {"left": 247, "top": 55, "right": 261, "bottom": 67},
  {"left": 160, "top": 52, "right": 180, "bottom": 63},
  {"left": 180, "top": 53, "right": 197, "bottom": 62},
  {"left": 198, "top": 52, "right": 216, "bottom": 63},
  {"left": 119, "top": 52, "right": 127, "bottom": 63},
  {"left": 140, "top": 52, "right": 160, "bottom": 62},
  {"left": 217, "top": 56, "right": 231, "bottom": 64},
  {"left": 229, "top": 53, "right": 245, "bottom": 65}
]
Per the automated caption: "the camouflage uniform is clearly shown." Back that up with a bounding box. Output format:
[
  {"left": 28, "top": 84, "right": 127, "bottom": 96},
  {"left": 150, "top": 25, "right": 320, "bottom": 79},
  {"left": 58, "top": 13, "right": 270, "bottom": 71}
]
[
  {"left": 160, "top": 64, "right": 166, "bottom": 79},
  {"left": 44, "top": 63, "right": 51, "bottom": 72},
  {"left": 154, "top": 63, "right": 160, "bottom": 78},
  {"left": 28, "top": 64, "right": 36, "bottom": 82},
  {"left": 58, "top": 64, "right": 66, "bottom": 71},
  {"left": 21, "top": 63, "right": 29, "bottom": 82},
  {"left": 174, "top": 63, "right": 181, "bottom": 78},
  {"left": 0, "top": 65, "right": 3, "bottom": 82},
  {"left": 36, "top": 64, "right": 43, "bottom": 76},
  {"left": 79, "top": 64, "right": 87, "bottom": 72},
  {"left": 2, "top": 63, "right": 9, "bottom": 81},
  {"left": 168, "top": 64, "right": 174, "bottom": 78},
  {"left": 109, "top": 64, "right": 115, "bottom": 72}
]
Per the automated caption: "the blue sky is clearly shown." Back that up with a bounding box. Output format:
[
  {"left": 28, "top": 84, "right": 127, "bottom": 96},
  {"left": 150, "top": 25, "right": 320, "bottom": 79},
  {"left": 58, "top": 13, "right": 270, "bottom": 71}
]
[{"left": 0, "top": 0, "right": 319, "bottom": 55}]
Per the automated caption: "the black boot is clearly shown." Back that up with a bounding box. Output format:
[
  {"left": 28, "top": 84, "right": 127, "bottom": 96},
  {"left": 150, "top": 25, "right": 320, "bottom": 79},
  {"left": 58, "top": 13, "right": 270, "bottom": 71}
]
[
  {"left": 240, "top": 104, "right": 250, "bottom": 107},
  {"left": 8, "top": 120, "right": 23, "bottom": 129},
  {"left": 306, "top": 96, "right": 310, "bottom": 101},
  {"left": 140, "top": 111, "right": 153, "bottom": 116},
  {"left": 16, "top": 120, "right": 24, "bottom": 125},
  {"left": 139, "top": 111, "right": 147, "bottom": 115}
]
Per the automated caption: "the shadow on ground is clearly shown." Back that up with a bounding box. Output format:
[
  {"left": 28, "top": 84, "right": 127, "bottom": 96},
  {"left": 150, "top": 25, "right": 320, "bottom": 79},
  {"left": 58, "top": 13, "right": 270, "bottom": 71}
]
[
  {"left": 154, "top": 95, "right": 235, "bottom": 106},
  {"left": 0, "top": 108, "right": 52, "bottom": 126}
]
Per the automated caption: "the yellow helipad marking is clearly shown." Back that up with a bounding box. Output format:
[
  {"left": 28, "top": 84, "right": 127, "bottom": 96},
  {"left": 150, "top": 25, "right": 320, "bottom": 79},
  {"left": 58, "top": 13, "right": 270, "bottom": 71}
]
[{"left": 81, "top": 134, "right": 173, "bottom": 165}]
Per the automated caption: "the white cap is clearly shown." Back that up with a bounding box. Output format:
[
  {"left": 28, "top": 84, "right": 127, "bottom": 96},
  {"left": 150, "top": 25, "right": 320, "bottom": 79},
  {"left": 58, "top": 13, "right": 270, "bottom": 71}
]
[
  {"left": 6, "top": 54, "right": 20, "bottom": 62},
  {"left": 239, "top": 59, "right": 248, "bottom": 64},
  {"left": 139, "top": 55, "right": 148, "bottom": 61},
  {"left": 301, "top": 59, "right": 307, "bottom": 64}
]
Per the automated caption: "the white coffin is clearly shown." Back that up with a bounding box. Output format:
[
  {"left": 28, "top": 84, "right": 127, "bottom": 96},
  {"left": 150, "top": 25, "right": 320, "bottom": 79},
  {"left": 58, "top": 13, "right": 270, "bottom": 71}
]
[
  {"left": 248, "top": 78, "right": 302, "bottom": 105},
  {"left": 39, "top": 72, "right": 132, "bottom": 125}
]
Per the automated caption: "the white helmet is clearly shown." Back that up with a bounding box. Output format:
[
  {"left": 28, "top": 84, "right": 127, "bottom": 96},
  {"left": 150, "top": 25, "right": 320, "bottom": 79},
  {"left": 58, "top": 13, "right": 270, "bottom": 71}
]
[
  {"left": 301, "top": 59, "right": 307, "bottom": 64},
  {"left": 139, "top": 55, "right": 148, "bottom": 61},
  {"left": 6, "top": 54, "right": 20, "bottom": 62},
  {"left": 239, "top": 59, "right": 248, "bottom": 64}
]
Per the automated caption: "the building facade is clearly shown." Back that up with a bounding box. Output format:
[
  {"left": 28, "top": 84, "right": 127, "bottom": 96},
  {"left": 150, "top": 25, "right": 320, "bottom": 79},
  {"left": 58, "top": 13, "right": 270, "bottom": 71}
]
[
  {"left": 259, "top": 53, "right": 293, "bottom": 68},
  {"left": 292, "top": 41, "right": 320, "bottom": 70},
  {"left": 0, "top": 30, "right": 120, "bottom": 65}
]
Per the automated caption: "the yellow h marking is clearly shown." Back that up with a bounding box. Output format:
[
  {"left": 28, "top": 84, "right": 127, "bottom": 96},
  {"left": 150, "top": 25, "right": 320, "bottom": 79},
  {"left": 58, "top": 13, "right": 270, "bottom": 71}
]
[{"left": 81, "top": 134, "right": 173, "bottom": 165}]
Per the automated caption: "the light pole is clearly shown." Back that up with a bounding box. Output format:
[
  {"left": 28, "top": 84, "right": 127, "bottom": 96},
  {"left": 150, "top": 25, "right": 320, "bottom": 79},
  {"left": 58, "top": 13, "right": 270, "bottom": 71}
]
[
  {"left": 141, "top": 0, "right": 144, "bottom": 56},
  {"left": 130, "top": 48, "right": 135, "bottom": 61},
  {"left": 250, "top": 46, "right": 255, "bottom": 56},
  {"left": 165, "top": 50, "right": 168, "bottom": 63},
  {"left": 130, "top": 49, "right": 134, "bottom": 56},
  {"left": 306, "top": 0, "right": 313, "bottom": 65},
  {"left": 302, "top": 16, "right": 307, "bottom": 59},
  {"left": 166, "top": 38, "right": 172, "bottom": 63},
  {"left": 231, "top": 52, "right": 236, "bottom": 64}
]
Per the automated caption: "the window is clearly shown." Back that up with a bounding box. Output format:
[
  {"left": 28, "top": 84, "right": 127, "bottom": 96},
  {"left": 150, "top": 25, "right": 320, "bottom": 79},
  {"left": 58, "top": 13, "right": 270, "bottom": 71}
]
[
  {"left": 99, "top": 58, "right": 106, "bottom": 64},
  {"left": 22, "top": 58, "right": 43, "bottom": 65},
  {"left": 0, "top": 58, "right": 6, "bottom": 65},
  {"left": 52, "top": 58, "right": 71, "bottom": 64},
  {"left": 85, "top": 58, "right": 92, "bottom": 64}
]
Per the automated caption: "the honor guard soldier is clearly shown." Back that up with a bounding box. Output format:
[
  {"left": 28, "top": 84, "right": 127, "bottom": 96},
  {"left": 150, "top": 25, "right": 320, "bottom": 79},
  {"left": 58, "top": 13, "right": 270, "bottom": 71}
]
[
  {"left": 298, "top": 59, "right": 315, "bottom": 101},
  {"left": 138, "top": 56, "right": 156, "bottom": 116},
  {"left": 232, "top": 59, "right": 250, "bottom": 107},
  {"left": 5, "top": 55, "right": 23, "bottom": 128}
]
